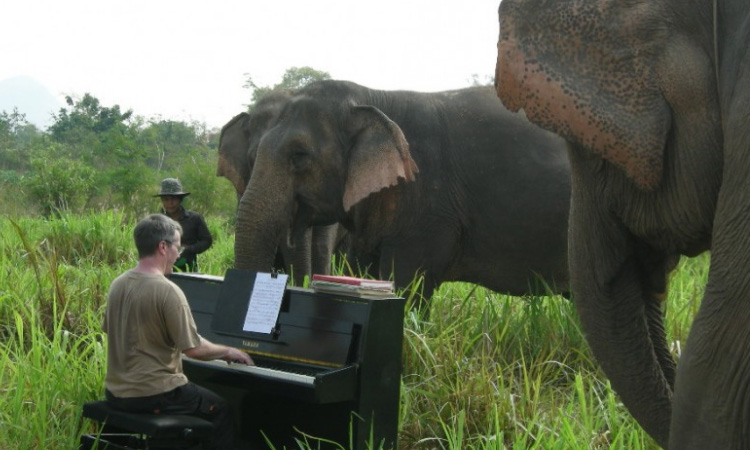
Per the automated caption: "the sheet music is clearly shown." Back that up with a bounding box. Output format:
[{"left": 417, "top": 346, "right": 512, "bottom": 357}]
[{"left": 242, "top": 272, "right": 288, "bottom": 334}]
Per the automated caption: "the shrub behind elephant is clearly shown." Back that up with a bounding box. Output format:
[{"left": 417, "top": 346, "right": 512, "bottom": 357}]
[
  {"left": 234, "top": 80, "right": 571, "bottom": 302},
  {"left": 217, "top": 95, "right": 345, "bottom": 285},
  {"left": 496, "top": 0, "right": 749, "bottom": 448}
]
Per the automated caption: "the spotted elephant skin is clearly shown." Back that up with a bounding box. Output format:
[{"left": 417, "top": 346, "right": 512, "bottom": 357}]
[
  {"left": 233, "top": 80, "right": 571, "bottom": 304},
  {"left": 495, "top": 0, "right": 749, "bottom": 448}
]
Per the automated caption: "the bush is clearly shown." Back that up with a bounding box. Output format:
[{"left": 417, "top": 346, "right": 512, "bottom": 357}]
[{"left": 23, "top": 145, "right": 95, "bottom": 216}]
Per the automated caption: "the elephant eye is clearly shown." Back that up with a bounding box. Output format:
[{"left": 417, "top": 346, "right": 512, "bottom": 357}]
[{"left": 290, "top": 150, "right": 311, "bottom": 171}]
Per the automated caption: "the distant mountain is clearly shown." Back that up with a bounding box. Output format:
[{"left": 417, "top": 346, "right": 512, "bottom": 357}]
[{"left": 0, "top": 75, "right": 63, "bottom": 129}]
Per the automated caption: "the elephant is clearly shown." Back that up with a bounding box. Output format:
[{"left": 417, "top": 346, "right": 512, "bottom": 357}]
[
  {"left": 495, "top": 0, "right": 749, "bottom": 448},
  {"left": 233, "top": 79, "right": 572, "bottom": 304},
  {"left": 217, "top": 93, "right": 344, "bottom": 285}
]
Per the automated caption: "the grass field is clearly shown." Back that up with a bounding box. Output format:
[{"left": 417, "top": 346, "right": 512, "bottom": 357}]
[{"left": 0, "top": 212, "right": 707, "bottom": 449}]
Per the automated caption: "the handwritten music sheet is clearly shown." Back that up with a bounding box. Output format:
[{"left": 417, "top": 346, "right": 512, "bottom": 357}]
[{"left": 242, "top": 272, "right": 289, "bottom": 334}]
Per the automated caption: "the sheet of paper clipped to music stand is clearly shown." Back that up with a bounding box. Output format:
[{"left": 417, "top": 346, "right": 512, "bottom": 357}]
[{"left": 242, "top": 272, "right": 289, "bottom": 334}]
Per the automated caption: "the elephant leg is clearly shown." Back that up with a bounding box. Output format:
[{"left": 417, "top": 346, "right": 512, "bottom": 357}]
[
  {"left": 670, "top": 274, "right": 750, "bottom": 449},
  {"left": 332, "top": 227, "right": 350, "bottom": 262},
  {"left": 378, "top": 246, "right": 435, "bottom": 310},
  {"left": 345, "top": 245, "right": 379, "bottom": 279},
  {"left": 670, "top": 184, "right": 750, "bottom": 449}
]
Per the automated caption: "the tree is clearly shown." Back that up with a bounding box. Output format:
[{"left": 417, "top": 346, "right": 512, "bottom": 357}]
[
  {"left": 139, "top": 119, "right": 207, "bottom": 170},
  {"left": 243, "top": 66, "right": 331, "bottom": 111},
  {"left": 48, "top": 93, "right": 140, "bottom": 163},
  {"left": 0, "top": 108, "right": 40, "bottom": 172},
  {"left": 45, "top": 94, "right": 152, "bottom": 213},
  {"left": 50, "top": 94, "right": 132, "bottom": 139}
]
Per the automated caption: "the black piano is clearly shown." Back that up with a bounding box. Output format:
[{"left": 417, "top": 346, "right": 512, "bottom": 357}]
[{"left": 169, "top": 269, "right": 405, "bottom": 450}]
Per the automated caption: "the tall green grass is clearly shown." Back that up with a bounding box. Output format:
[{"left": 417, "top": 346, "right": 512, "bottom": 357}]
[{"left": 0, "top": 213, "right": 707, "bottom": 449}]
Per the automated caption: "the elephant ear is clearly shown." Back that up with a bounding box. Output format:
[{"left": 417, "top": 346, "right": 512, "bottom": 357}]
[
  {"left": 342, "top": 105, "right": 419, "bottom": 212},
  {"left": 495, "top": 0, "right": 672, "bottom": 190},
  {"left": 217, "top": 112, "right": 252, "bottom": 196}
]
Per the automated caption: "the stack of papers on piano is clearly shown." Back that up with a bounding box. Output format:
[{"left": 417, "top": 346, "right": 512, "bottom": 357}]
[{"left": 311, "top": 274, "right": 395, "bottom": 297}]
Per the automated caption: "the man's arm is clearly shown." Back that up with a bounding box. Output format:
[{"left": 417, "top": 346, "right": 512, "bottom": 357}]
[{"left": 183, "top": 336, "right": 253, "bottom": 365}]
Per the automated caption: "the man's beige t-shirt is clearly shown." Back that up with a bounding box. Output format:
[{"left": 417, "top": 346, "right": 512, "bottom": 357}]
[{"left": 103, "top": 270, "right": 201, "bottom": 398}]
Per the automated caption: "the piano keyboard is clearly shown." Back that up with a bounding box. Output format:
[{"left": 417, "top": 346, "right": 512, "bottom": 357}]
[{"left": 182, "top": 356, "right": 315, "bottom": 385}]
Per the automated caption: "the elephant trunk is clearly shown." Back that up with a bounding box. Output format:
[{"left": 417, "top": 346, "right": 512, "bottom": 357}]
[
  {"left": 568, "top": 196, "right": 673, "bottom": 448},
  {"left": 572, "top": 265, "right": 673, "bottom": 447},
  {"left": 234, "top": 179, "right": 291, "bottom": 274}
]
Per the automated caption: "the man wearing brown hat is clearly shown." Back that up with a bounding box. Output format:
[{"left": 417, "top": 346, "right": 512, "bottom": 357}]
[{"left": 155, "top": 178, "right": 213, "bottom": 272}]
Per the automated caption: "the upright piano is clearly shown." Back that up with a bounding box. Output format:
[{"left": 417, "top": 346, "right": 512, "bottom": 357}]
[{"left": 169, "top": 269, "right": 405, "bottom": 450}]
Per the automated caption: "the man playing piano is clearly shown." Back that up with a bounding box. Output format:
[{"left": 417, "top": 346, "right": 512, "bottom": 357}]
[{"left": 102, "top": 214, "right": 252, "bottom": 450}]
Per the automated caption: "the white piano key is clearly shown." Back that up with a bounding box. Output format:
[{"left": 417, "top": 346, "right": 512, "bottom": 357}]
[{"left": 182, "top": 356, "right": 315, "bottom": 385}]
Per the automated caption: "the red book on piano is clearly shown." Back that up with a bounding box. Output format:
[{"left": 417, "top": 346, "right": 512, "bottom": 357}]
[
  {"left": 311, "top": 275, "right": 395, "bottom": 297},
  {"left": 311, "top": 274, "right": 393, "bottom": 290}
]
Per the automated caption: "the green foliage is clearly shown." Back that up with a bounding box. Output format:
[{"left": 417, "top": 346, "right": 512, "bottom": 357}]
[
  {"left": 2, "top": 91, "right": 234, "bottom": 222},
  {"left": 38, "top": 210, "right": 133, "bottom": 266},
  {"left": 2, "top": 67, "right": 337, "bottom": 221},
  {"left": 105, "top": 162, "right": 155, "bottom": 218},
  {"left": 138, "top": 119, "right": 210, "bottom": 168},
  {"left": 0, "top": 109, "right": 27, "bottom": 166},
  {"left": 1, "top": 214, "right": 124, "bottom": 343},
  {"left": 48, "top": 94, "right": 140, "bottom": 168},
  {"left": 0, "top": 308, "right": 106, "bottom": 449},
  {"left": 23, "top": 144, "right": 96, "bottom": 216},
  {"left": 0, "top": 108, "right": 43, "bottom": 172},
  {"left": 164, "top": 147, "right": 238, "bottom": 220},
  {"left": 50, "top": 93, "right": 133, "bottom": 142},
  {"left": 244, "top": 66, "right": 331, "bottom": 111}
]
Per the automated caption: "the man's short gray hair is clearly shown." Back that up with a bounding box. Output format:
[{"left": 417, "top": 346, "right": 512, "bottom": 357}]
[{"left": 133, "top": 214, "right": 183, "bottom": 258}]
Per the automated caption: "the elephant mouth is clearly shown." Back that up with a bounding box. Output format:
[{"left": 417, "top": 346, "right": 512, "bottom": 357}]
[{"left": 295, "top": 194, "right": 342, "bottom": 225}]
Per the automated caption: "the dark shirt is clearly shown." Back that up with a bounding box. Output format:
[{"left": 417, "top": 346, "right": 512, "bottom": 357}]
[{"left": 162, "top": 206, "right": 213, "bottom": 272}]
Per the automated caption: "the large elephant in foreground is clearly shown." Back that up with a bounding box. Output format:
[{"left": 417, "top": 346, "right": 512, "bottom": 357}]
[
  {"left": 217, "top": 93, "right": 343, "bottom": 285},
  {"left": 234, "top": 80, "right": 571, "bottom": 302},
  {"left": 496, "top": 0, "right": 749, "bottom": 448}
]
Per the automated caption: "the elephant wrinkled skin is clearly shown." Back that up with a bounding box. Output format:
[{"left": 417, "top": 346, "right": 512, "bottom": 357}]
[
  {"left": 496, "top": 0, "right": 749, "bottom": 448},
  {"left": 234, "top": 80, "right": 571, "bottom": 304}
]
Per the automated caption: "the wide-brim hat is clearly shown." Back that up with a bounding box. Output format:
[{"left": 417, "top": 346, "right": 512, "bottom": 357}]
[{"left": 154, "top": 178, "right": 190, "bottom": 197}]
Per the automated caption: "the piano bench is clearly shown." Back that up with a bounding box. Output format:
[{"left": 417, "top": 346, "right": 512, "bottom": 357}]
[{"left": 79, "top": 400, "right": 213, "bottom": 450}]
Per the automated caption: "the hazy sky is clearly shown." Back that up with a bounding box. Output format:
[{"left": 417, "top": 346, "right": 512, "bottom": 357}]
[{"left": 2, "top": 0, "right": 500, "bottom": 129}]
